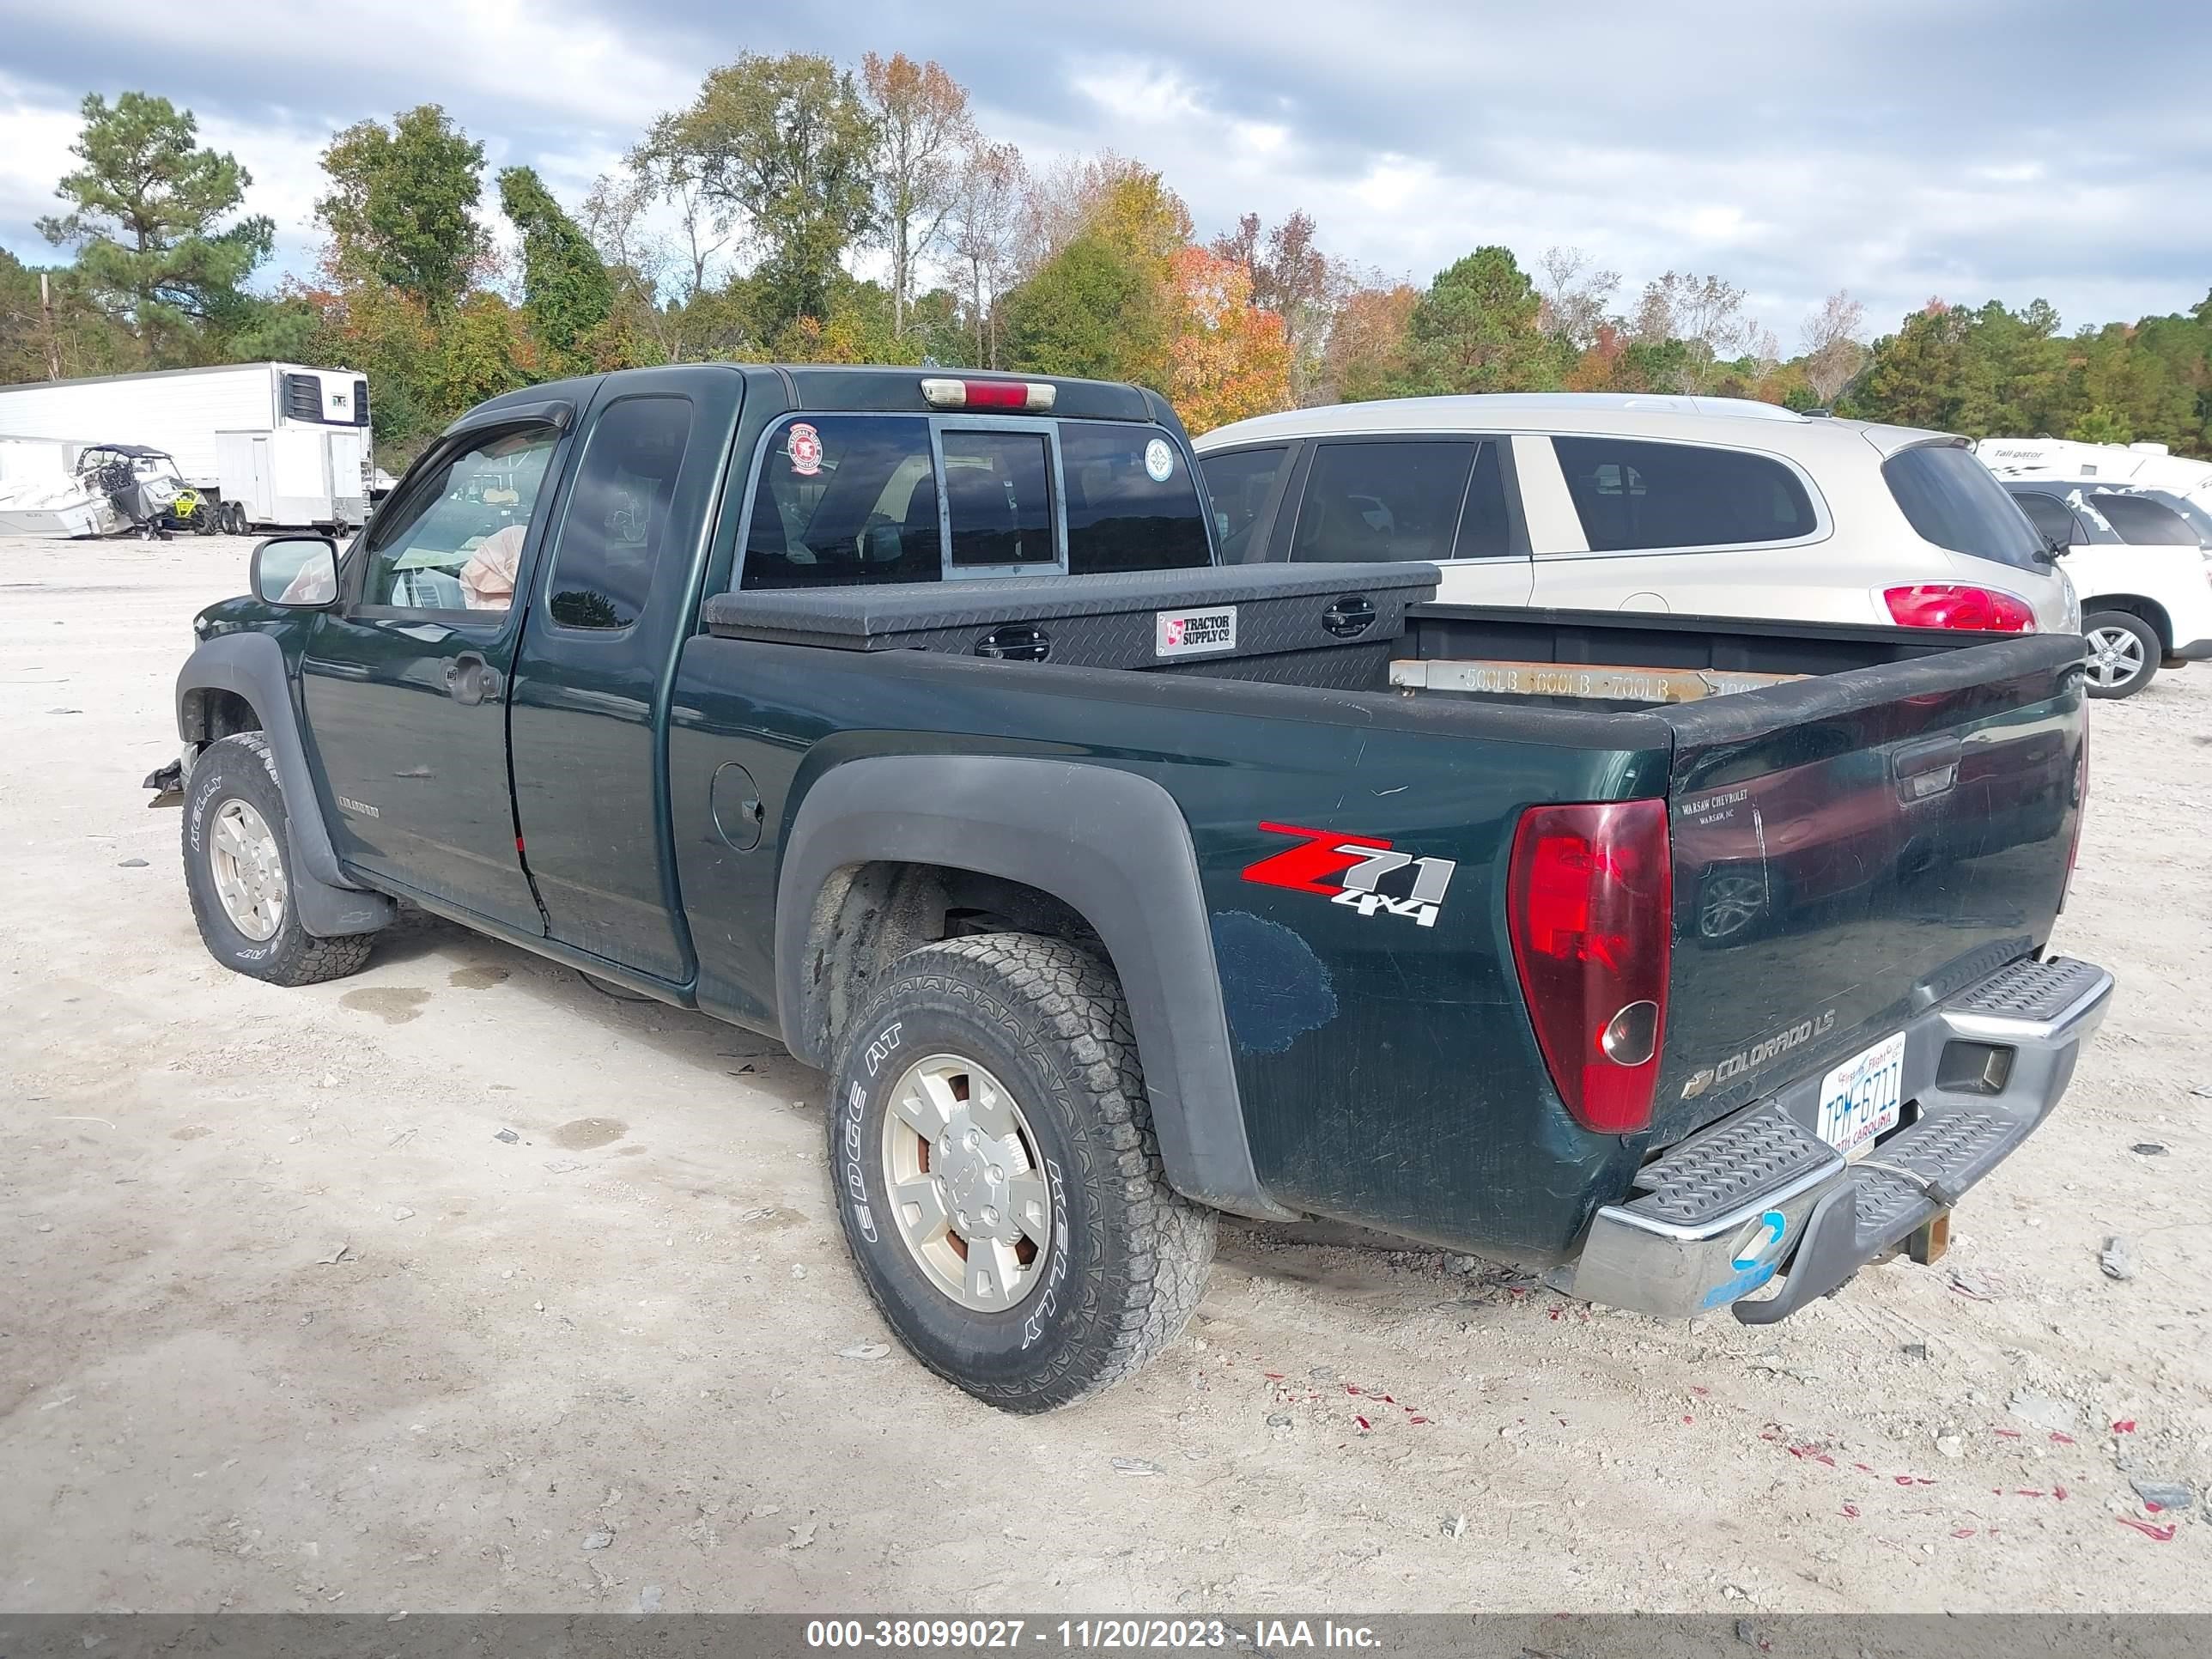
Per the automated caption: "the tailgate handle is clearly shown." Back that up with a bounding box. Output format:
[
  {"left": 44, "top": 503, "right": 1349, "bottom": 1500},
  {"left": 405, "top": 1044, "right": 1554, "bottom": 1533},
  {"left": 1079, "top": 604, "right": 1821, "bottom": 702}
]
[
  {"left": 1893, "top": 735, "right": 1961, "bottom": 800},
  {"left": 1322, "top": 595, "right": 1377, "bottom": 638},
  {"left": 975, "top": 624, "right": 1050, "bottom": 663}
]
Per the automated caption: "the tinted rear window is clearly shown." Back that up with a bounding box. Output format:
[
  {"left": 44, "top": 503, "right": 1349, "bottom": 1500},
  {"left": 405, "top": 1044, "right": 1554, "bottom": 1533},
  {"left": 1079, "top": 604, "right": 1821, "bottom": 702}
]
[
  {"left": 2087, "top": 492, "right": 2198, "bottom": 545},
  {"left": 944, "top": 429, "right": 1055, "bottom": 569},
  {"left": 1554, "top": 436, "right": 1815, "bottom": 551},
  {"left": 742, "top": 416, "right": 941, "bottom": 589},
  {"left": 2012, "top": 491, "right": 2080, "bottom": 548},
  {"left": 1883, "top": 443, "right": 2048, "bottom": 570},
  {"left": 1198, "top": 446, "right": 1288, "bottom": 562},
  {"left": 1291, "top": 441, "right": 1475, "bottom": 562},
  {"left": 1062, "top": 422, "right": 1211, "bottom": 574}
]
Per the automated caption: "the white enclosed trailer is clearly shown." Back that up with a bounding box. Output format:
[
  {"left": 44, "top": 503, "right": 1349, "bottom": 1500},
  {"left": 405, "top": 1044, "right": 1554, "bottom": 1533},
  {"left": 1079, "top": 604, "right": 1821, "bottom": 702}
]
[{"left": 0, "top": 362, "right": 373, "bottom": 531}]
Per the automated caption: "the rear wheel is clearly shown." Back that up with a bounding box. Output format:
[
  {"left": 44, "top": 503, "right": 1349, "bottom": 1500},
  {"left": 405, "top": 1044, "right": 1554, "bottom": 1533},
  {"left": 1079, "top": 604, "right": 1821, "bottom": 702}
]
[
  {"left": 2081, "top": 611, "right": 2159, "bottom": 699},
  {"left": 183, "top": 732, "right": 375, "bottom": 986},
  {"left": 827, "top": 933, "right": 1215, "bottom": 1413}
]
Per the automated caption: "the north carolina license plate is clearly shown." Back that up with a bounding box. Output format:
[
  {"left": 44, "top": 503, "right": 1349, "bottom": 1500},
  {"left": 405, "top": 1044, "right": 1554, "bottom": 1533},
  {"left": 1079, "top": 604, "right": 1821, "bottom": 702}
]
[{"left": 1815, "top": 1030, "right": 1906, "bottom": 1158}]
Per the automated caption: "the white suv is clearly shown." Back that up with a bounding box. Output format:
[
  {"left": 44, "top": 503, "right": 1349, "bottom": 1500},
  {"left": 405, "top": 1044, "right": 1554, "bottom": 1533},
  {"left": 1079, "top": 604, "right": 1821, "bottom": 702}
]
[{"left": 1194, "top": 393, "right": 2080, "bottom": 636}]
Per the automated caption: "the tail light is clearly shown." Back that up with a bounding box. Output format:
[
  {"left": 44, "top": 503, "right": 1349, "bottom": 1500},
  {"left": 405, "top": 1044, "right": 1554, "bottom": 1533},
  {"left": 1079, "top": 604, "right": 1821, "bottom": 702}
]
[
  {"left": 1883, "top": 584, "right": 2037, "bottom": 633},
  {"left": 2059, "top": 729, "right": 2088, "bottom": 912},
  {"left": 920, "top": 377, "right": 1055, "bottom": 410},
  {"left": 1506, "top": 799, "right": 1673, "bottom": 1134}
]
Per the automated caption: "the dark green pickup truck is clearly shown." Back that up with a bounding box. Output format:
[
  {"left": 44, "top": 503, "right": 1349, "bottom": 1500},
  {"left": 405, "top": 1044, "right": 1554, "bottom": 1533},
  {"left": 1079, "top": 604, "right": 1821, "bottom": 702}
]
[{"left": 162, "top": 364, "right": 2111, "bottom": 1411}]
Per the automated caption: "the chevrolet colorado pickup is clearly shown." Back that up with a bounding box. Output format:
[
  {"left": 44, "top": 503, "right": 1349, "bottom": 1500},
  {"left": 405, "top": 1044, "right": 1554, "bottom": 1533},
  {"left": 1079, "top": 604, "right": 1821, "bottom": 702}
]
[{"left": 161, "top": 364, "right": 2111, "bottom": 1412}]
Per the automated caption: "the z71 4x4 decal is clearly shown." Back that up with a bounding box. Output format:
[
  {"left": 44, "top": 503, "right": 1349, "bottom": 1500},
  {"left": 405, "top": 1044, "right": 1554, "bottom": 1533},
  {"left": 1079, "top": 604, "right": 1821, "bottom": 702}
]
[{"left": 1241, "top": 822, "right": 1457, "bottom": 928}]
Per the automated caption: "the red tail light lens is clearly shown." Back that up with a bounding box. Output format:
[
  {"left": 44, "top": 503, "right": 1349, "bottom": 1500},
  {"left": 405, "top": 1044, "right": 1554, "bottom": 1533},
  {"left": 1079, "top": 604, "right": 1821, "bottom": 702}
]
[
  {"left": 919, "top": 377, "right": 1056, "bottom": 410},
  {"left": 1883, "top": 584, "right": 2037, "bottom": 633},
  {"left": 1506, "top": 799, "right": 1673, "bottom": 1134}
]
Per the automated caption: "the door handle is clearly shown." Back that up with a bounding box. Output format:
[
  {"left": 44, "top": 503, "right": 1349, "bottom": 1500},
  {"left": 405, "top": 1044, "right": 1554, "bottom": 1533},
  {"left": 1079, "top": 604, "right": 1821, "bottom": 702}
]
[{"left": 443, "top": 653, "right": 502, "bottom": 706}]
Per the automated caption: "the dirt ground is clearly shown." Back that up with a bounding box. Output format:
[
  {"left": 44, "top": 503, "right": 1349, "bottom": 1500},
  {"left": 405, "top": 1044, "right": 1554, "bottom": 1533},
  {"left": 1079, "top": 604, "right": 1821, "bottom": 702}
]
[{"left": 3, "top": 535, "right": 2208, "bottom": 1615}]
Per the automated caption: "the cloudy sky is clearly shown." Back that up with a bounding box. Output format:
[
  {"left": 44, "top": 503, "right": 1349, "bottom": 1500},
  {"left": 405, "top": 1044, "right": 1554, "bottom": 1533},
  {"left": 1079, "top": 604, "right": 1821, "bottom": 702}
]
[{"left": 3, "top": 0, "right": 2208, "bottom": 347}]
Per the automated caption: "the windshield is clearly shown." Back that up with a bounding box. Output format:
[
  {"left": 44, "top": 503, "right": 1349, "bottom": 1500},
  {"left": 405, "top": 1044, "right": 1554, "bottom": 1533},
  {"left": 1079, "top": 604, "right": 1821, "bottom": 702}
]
[{"left": 1883, "top": 442, "right": 2049, "bottom": 570}]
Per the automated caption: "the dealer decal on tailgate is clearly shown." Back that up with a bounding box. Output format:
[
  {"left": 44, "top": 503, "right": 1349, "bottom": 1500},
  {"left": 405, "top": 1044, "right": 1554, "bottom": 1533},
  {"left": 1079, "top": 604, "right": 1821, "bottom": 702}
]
[{"left": 1242, "top": 822, "right": 1457, "bottom": 927}]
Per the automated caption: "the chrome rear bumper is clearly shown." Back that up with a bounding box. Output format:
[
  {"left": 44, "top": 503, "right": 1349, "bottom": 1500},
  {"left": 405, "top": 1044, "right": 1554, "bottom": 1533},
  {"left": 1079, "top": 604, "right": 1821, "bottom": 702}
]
[{"left": 1562, "top": 955, "right": 2113, "bottom": 1322}]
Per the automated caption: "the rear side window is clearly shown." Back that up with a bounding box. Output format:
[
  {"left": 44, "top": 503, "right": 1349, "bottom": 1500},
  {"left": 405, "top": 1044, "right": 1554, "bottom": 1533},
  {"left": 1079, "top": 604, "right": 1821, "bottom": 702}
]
[
  {"left": 944, "top": 429, "right": 1056, "bottom": 569},
  {"left": 1061, "top": 422, "right": 1210, "bottom": 574},
  {"left": 742, "top": 416, "right": 941, "bottom": 589},
  {"left": 1199, "top": 446, "right": 1288, "bottom": 562},
  {"left": 1554, "top": 436, "right": 1815, "bottom": 551},
  {"left": 2087, "top": 492, "right": 2198, "bottom": 545},
  {"left": 1452, "top": 441, "right": 1511, "bottom": 559},
  {"left": 2013, "top": 491, "right": 2081, "bottom": 548},
  {"left": 544, "top": 396, "right": 694, "bottom": 629},
  {"left": 1291, "top": 441, "right": 1475, "bottom": 563},
  {"left": 1882, "top": 443, "right": 2047, "bottom": 570}
]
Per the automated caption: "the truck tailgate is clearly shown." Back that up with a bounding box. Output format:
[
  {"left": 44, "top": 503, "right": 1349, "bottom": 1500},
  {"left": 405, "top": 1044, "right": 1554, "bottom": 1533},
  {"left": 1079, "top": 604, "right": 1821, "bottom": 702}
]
[{"left": 1650, "top": 633, "right": 2086, "bottom": 1145}]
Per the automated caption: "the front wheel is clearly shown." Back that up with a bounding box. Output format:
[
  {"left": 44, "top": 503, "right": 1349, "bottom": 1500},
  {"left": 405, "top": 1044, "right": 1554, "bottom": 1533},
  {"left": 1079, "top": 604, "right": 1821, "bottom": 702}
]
[
  {"left": 827, "top": 933, "right": 1216, "bottom": 1413},
  {"left": 2081, "top": 611, "right": 2160, "bottom": 699},
  {"left": 183, "top": 732, "right": 374, "bottom": 986}
]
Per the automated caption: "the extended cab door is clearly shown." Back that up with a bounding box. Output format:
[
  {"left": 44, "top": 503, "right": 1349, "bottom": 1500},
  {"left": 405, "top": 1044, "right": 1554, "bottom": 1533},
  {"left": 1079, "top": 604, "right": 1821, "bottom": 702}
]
[
  {"left": 299, "top": 416, "right": 568, "bottom": 933},
  {"left": 504, "top": 369, "right": 738, "bottom": 985}
]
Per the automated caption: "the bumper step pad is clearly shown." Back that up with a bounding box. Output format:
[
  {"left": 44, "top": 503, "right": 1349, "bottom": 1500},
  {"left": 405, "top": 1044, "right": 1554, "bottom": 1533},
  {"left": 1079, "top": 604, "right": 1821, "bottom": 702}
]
[
  {"left": 1626, "top": 1104, "right": 1840, "bottom": 1231},
  {"left": 1948, "top": 955, "right": 2106, "bottom": 1023}
]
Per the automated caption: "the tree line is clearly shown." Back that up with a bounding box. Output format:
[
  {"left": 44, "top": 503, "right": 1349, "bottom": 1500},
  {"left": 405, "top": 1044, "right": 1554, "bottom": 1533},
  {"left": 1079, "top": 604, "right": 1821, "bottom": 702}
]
[{"left": 4, "top": 64, "right": 2210, "bottom": 462}]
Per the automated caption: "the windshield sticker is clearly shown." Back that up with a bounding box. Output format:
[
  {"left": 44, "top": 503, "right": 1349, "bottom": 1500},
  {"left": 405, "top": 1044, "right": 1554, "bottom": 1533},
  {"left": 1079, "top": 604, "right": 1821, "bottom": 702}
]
[
  {"left": 1242, "top": 821, "right": 1457, "bottom": 928},
  {"left": 1145, "top": 438, "right": 1174, "bottom": 483},
  {"left": 787, "top": 422, "right": 823, "bottom": 477}
]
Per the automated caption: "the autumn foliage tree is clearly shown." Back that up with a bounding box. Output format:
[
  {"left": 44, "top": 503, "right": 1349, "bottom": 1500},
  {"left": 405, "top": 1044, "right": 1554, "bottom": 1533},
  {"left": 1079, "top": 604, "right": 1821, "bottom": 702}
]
[{"left": 1167, "top": 248, "right": 1291, "bottom": 432}]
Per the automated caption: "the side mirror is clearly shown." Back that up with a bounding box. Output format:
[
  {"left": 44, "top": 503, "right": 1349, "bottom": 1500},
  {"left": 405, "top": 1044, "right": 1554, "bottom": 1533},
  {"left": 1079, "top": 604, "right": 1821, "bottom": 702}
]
[{"left": 251, "top": 536, "right": 339, "bottom": 606}]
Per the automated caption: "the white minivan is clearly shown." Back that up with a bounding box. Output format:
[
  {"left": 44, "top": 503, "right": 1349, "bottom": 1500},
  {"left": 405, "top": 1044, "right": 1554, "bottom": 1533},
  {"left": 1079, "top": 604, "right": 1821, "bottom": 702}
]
[{"left": 1194, "top": 393, "right": 2081, "bottom": 637}]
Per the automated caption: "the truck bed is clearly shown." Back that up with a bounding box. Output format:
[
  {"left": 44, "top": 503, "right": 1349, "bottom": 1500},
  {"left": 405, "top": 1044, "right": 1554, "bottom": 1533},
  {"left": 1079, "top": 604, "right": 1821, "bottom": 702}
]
[{"left": 690, "top": 565, "right": 2086, "bottom": 1193}]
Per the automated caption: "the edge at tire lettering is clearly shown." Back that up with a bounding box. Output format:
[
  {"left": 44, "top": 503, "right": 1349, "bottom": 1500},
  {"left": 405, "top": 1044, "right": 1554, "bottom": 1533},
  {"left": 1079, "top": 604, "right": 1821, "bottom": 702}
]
[{"left": 842, "top": 1077, "right": 877, "bottom": 1243}]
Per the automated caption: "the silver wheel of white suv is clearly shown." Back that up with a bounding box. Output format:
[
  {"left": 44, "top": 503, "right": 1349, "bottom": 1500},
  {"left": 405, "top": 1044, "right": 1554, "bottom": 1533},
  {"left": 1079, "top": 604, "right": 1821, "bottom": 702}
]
[{"left": 2081, "top": 611, "right": 2158, "bottom": 699}]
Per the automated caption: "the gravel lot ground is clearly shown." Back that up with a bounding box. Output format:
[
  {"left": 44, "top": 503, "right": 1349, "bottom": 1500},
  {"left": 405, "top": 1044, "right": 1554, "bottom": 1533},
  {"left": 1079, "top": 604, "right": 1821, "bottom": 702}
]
[{"left": 3, "top": 536, "right": 2209, "bottom": 1614}]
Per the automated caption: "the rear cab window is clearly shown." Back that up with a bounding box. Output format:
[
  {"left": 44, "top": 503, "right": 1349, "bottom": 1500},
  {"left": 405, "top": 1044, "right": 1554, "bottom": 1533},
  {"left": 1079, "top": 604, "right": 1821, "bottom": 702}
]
[
  {"left": 1884, "top": 442, "right": 2048, "bottom": 571},
  {"left": 738, "top": 413, "right": 1210, "bottom": 591}
]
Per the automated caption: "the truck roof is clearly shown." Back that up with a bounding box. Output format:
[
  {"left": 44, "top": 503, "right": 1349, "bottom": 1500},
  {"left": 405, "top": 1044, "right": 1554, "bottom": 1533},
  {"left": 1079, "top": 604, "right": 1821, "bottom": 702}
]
[{"left": 458, "top": 363, "right": 1178, "bottom": 434}]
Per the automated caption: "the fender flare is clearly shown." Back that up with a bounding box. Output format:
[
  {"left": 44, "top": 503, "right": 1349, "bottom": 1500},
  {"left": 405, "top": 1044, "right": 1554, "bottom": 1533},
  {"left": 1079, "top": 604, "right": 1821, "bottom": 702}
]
[
  {"left": 175, "top": 633, "right": 394, "bottom": 938},
  {"left": 775, "top": 754, "right": 1292, "bottom": 1221}
]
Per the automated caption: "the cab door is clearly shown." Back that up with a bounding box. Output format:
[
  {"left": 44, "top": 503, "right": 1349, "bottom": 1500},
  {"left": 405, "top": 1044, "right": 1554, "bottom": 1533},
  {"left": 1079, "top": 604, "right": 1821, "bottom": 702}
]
[
  {"left": 506, "top": 370, "right": 737, "bottom": 985},
  {"left": 299, "top": 417, "right": 568, "bottom": 933}
]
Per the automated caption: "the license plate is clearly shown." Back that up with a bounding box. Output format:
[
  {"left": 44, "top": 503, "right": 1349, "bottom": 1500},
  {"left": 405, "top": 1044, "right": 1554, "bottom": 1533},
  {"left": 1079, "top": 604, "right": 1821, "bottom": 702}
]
[{"left": 1815, "top": 1031, "right": 1906, "bottom": 1158}]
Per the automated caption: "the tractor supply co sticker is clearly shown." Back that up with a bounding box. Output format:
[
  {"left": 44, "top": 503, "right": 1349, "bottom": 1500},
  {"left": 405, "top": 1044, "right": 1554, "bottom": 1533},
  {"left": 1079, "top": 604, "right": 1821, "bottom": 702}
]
[
  {"left": 1156, "top": 605, "right": 1237, "bottom": 657},
  {"left": 1144, "top": 438, "right": 1175, "bottom": 483},
  {"left": 787, "top": 422, "right": 823, "bottom": 477},
  {"left": 1242, "top": 821, "right": 1457, "bottom": 928}
]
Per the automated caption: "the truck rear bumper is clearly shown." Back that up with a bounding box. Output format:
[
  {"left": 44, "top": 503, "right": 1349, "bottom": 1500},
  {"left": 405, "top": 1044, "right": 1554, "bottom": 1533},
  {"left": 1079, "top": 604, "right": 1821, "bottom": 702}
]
[{"left": 1563, "top": 955, "right": 2113, "bottom": 1322}]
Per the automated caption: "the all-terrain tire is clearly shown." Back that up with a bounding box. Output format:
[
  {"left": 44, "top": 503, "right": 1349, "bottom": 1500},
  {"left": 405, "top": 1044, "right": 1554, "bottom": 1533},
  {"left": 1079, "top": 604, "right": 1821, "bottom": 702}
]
[
  {"left": 827, "top": 933, "right": 1216, "bottom": 1413},
  {"left": 183, "top": 732, "right": 376, "bottom": 986}
]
